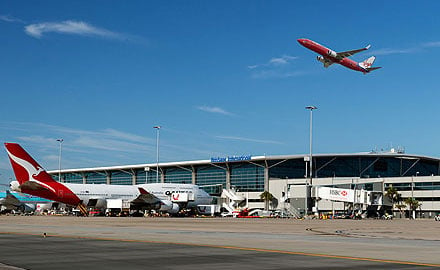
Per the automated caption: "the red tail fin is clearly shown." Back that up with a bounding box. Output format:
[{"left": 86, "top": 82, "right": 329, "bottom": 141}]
[{"left": 4, "top": 143, "right": 56, "bottom": 186}]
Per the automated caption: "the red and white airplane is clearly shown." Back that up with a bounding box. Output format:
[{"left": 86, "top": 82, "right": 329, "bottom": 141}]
[
  {"left": 297, "top": 38, "right": 381, "bottom": 74},
  {"left": 4, "top": 143, "right": 213, "bottom": 215}
]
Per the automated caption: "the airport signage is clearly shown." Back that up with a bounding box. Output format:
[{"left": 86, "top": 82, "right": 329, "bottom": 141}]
[
  {"left": 211, "top": 155, "right": 252, "bottom": 163},
  {"left": 317, "top": 187, "right": 355, "bottom": 202}
]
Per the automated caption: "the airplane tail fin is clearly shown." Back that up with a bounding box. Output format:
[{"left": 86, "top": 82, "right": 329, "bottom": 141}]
[
  {"left": 359, "top": 56, "right": 381, "bottom": 72},
  {"left": 359, "top": 56, "right": 376, "bottom": 69},
  {"left": 4, "top": 143, "right": 56, "bottom": 187}
]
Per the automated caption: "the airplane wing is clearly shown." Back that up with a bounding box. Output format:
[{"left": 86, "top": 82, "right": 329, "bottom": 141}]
[
  {"left": 0, "top": 191, "right": 21, "bottom": 207},
  {"left": 323, "top": 60, "right": 333, "bottom": 68},
  {"left": 131, "top": 187, "right": 180, "bottom": 214},
  {"left": 336, "top": 45, "right": 371, "bottom": 59},
  {"left": 131, "top": 187, "right": 162, "bottom": 204},
  {"left": 317, "top": 56, "right": 334, "bottom": 68}
]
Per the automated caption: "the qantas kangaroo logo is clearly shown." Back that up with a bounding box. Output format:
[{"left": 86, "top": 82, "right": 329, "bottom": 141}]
[
  {"left": 5, "top": 148, "right": 56, "bottom": 194},
  {"left": 172, "top": 194, "right": 180, "bottom": 201}
]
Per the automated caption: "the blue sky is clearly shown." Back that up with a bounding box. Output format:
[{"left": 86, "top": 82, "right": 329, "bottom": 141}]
[{"left": 1, "top": 1, "right": 440, "bottom": 185}]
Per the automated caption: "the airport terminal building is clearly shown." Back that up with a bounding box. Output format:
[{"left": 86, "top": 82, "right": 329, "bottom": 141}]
[{"left": 48, "top": 149, "right": 440, "bottom": 218}]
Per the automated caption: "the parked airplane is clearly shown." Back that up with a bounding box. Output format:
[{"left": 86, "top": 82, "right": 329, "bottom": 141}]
[
  {"left": 4, "top": 143, "right": 213, "bottom": 216},
  {"left": 297, "top": 38, "right": 381, "bottom": 74},
  {"left": 0, "top": 190, "right": 52, "bottom": 213}
]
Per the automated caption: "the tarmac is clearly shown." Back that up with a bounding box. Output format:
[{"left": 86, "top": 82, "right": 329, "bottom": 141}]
[{"left": 0, "top": 216, "right": 439, "bottom": 269}]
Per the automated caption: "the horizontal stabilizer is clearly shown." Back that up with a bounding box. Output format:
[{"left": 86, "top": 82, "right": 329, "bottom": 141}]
[
  {"left": 19, "top": 180, "right": 56, "bottom": 193},
  {"left": 366, "top": 66, "right": 381, "bottom": 72}
]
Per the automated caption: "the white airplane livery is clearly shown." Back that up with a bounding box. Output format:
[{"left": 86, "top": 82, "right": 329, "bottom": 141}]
[{"left": 5, "top": 143, "right": 213, "bottom": 215}]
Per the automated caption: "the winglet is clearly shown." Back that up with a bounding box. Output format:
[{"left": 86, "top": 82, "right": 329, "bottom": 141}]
[{"left": 365, "top": 44, "right": 371, "bottom": 50}]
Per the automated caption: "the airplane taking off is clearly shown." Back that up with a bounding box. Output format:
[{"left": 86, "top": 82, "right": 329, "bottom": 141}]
[
  {"left": 4, "top": 143, "right": 213, "bottom": 216},
  {"left": 297, "top": 38, "right": 381, "bottom": 74}
]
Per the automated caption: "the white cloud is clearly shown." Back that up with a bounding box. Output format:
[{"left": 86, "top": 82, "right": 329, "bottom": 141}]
[
  {"left": 10, "top": 122, "right": 154, "bottom": 154},
  {"left": 248, "top": 55, "right": 302, "bottom": 79},
  {"left": 367, "top": 41, "right": 440, "bottom": 56},
  {"left": 269, "top": 55, "right": 297, "bottom": 65},
  {"left": 216, "top": 135, "right": 283, "bottom": 145},
  {"left": 248, "top": 55, "right": 297, "bottom": 69},
  {"left": 368, "top": 47, "right": 417, "bottom": 56},
  {"left": 16, "top": 135, "right": 60, "bottom": 146},
  {"left": 0, "top": 15, "right": 24, "bottom": 23},
  {"left": 423, "top": 41, "right": 440, "bottom": 48},
  {"left": 197, "top": 106, "right": 233, "bottom": 116},
  {"left": 251, "top": 70, "right": 305, "bottom": 79},
  {"left": 24, "top": 20, "right": 125, "bottom": 40},
  {"left": 74, "top": 136, "right": 150, "bottom": 153}
]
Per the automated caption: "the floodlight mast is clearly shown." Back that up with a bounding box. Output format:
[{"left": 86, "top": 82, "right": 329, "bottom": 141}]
[
  {"left": 305, "top": 106, "right": 317, "bottom": 215},
  {"left": 153, "top": 126, "right": 161, "bottom": 183}
]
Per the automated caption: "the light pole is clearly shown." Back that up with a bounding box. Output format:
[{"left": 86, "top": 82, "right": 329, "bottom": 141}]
[
  {"left": 305, "top": 106, "right": 317, "bottom": 215},
  {"left": 56, "top": 139, "right": 63, "bottom": 182},
  {"left": 153, "top": 126, "right": 161, "bottom": 183},
  {"left": 413, "top": 171, "right": 419, "bottom": 219}
]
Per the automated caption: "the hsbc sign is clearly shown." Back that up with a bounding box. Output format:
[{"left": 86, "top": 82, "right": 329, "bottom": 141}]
[
  {"left": 330, "top": 189, "right": 348, "bottom": 197},
  {"left": 318, "top": 187, "right": 355, "bottom": 202}
]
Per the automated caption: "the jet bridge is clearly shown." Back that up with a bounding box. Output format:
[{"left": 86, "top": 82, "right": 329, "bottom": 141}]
[{"left": 312, "top": 186, "right": 384, "bottom": 206}]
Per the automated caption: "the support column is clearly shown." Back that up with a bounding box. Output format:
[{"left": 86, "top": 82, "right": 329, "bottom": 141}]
[
  {"left": 264, "top": 166, "right": 269, "bottom": 192},
  {"left": 132, "top": 174, "right": 136, "bottom": 185},
  {"left": 226, "top": 168, "right": 231, "bottom": 190},
  {"left": 106, "top": 172, "right": 111, "bottom": 185},
  {"left": 192, "top": 167, "right": 196, "bottom": 185},
  {"left": 82, "top": 173, "right": 87, "bottom": 184},
  {"left": 160, "top": 169, "right": 165, "bottom": 183}
]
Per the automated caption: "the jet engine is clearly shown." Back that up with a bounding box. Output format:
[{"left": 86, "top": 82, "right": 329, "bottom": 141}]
[
  {"left": 159, "top": 200, "right": 180, "bottom": 214},
  {"left": 317, "top": 56, "right": 325, "bottom": 63},
  {"left": 85, "top": 198, "right": 107, "bottom": 208},
  {"left": 9, "top": 181, "right": 20, "bottom": 192},
  {"left": 326, "top": 49, "right": 337, "bottom": 58}
]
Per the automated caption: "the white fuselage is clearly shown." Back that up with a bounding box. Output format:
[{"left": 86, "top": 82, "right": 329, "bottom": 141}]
[{"left": 64, "top": 183, "right": 212, "bottom": 209}]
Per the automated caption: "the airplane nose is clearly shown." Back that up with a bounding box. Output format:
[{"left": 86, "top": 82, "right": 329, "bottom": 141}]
[{"left": 297, "top": 38, "right": 305, "bottom": 44}]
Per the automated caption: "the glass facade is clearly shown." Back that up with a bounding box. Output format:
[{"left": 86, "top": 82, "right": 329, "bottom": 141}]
[
  {"left": 85, "top": 172, "right": 107, "bottom": 184},
  {"left": 135, "top": 169, "right": 147, "bottom": 184},
  {"left": 230, "top": 163, "right": 264, "bottom": 192},
  {"left": 314, "top": 156, "right": 439, "bottom": 178},
  {"left": 385, "top": 182, "right": 440, "bottom": 191},
  {"left": 146, "top": 170, "right": 162, "bottom": 183},
  {"left": 110, "top": 171, "right": 133, "bottom": 185},
  {"left": 62, "top": 173, "right": 83, "bottom": 184},
  {"left": 53, "top": 154, "right": 440, "bottom": 196},
  {"left": 269, "top": 159, "right": 305, "bottom": 179},
  {"left": 164, "top": 167, "right": 192, "bottom": 184},
  {"left": 196, "top": 165, "right": 226, "bottom": 194}
]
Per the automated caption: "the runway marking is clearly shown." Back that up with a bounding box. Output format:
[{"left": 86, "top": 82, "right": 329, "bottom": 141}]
[{"left": 1, "top": 231, "right": 439, "bottom": 268}]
